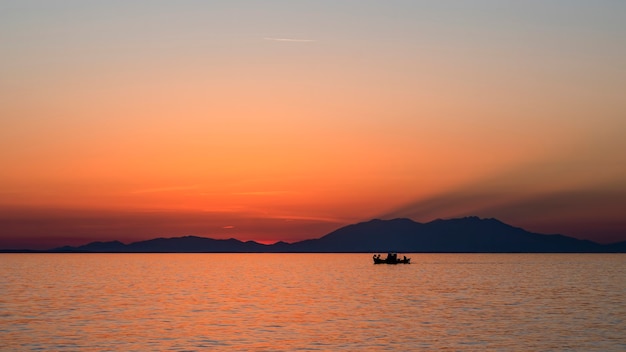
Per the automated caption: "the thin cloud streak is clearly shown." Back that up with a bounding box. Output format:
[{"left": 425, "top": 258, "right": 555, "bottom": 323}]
[
  {"left": 263, "top": 37, "right": 316, "bottom": 42},
  {"left": 231, "top": 191, "right": 292, "bottom": 196},
  {"left": 131, "top": 185, "right": 200, "bottom": 194}
]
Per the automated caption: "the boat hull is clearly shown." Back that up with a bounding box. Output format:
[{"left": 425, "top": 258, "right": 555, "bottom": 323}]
[{"left": 373, "top": 257, "right": 410, "bottom": 264}]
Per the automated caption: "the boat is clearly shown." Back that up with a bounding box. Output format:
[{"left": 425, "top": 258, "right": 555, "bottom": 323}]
[{"left": 373, "top": 252, "right": 410, "bottom": 264}]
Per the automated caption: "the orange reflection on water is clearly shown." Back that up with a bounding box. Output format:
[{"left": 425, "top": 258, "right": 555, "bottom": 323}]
[{"left": 2, "top": 253, "right": 626, "bottom": 350}]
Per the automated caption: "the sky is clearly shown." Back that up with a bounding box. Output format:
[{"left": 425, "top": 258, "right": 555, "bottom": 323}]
[{"left": 1, "top": 0, "right": 625, "bottom": 249}]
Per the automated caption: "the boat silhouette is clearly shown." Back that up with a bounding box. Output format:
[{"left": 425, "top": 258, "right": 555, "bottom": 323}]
[{"left": 373, "top": 252, "right": 410, "bottom": 264}]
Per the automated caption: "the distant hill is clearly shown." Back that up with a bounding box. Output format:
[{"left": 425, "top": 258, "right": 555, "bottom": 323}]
[
  {"left": 54, "top": 236, "right": 272, "bottom": 253},
  {"left": 42, "top": 217, "right": 625, "bottom": 253},
  {"left": 289, "top": 217, "right": 609, "bottom": 253}
]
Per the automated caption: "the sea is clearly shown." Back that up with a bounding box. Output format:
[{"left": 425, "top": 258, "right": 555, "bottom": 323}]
[{"left": 1, "top": 253, "right": 625, "bottom": 351}]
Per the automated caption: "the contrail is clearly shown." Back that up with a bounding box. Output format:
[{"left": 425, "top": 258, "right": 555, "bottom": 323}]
[{"left": 263, "top": 37, "right": 316, "bottom": 42}]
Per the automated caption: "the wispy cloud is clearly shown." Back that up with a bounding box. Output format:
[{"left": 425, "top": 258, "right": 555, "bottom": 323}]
[
  {"left": 263, "top": 37, "right": 316, "bottom": 43},
  {"left": 131, "top": 185, "right": 199, "bottom": 194},
  {"left": 264, "top": 214, "right": 347, "bottom": 223},
  {"left": 231, "top": 191, "right": 292, "bottom": 196}
]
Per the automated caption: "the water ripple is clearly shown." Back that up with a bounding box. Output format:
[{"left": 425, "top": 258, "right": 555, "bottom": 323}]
[{"left": 1, "top": 253, "right": 625, "bottom": 350}]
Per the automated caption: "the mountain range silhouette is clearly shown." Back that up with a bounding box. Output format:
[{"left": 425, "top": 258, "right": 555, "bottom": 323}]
[{"left": 47, "top": 217, "right": 626, "bottom": 253}]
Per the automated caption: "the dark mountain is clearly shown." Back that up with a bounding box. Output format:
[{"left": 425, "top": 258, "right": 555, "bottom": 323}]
[
  {"left": 125, "top": 236, "right": 268, "bottom": 252},
  {"left": 55, "top": 236, "right": 272, "bottom": 253},
  {"left": 293, "top": 217, "right": 606, "bottom": 253},
  {"left": 605, "top": 240, "right": 626, "bottom": 253},
  {"left": 56, "top": 240, "right": 127, "bottom": 252},
  {"left": 48, "top": 217, "right": 624, "bottom": 253}
]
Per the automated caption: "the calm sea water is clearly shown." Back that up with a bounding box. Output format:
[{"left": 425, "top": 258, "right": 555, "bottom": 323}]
[{"left": 1, "top": 253, "right": 625, "bottom": 351}]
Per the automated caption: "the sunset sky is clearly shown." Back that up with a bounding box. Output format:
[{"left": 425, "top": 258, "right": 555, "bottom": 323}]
[{"left": 1, "top": 1, "right": 625, "bottom": 249}]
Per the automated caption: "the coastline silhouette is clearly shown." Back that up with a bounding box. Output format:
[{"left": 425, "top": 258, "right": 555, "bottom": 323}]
[{"left": 4, "top": 216, "right": 624, "bottom": 253}]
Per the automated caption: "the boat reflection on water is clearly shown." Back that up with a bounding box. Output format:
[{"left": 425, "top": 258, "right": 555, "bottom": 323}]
[{"left": 373, "top": 252, "right": 410, "bottom": 264}]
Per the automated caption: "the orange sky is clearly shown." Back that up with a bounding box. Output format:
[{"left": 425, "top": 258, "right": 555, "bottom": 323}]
[{"left": 1, "top": 1, "right": 625, "bottom": 249}]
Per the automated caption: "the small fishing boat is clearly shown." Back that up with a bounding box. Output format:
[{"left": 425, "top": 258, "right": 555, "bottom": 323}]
[{"left": 373, "top": 252, "right": 410, "bottom": 264}]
